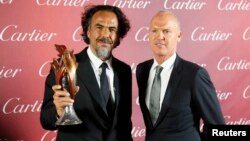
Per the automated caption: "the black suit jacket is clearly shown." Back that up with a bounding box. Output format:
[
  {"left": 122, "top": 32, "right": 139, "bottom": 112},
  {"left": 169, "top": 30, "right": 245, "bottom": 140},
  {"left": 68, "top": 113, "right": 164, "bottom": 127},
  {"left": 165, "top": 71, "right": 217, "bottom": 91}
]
[
  {"left": 136, "top": 55, "right": 225, "bottom": 141},
  {"left": 40, "top": 47, "right": 133, "bottom": 141}
]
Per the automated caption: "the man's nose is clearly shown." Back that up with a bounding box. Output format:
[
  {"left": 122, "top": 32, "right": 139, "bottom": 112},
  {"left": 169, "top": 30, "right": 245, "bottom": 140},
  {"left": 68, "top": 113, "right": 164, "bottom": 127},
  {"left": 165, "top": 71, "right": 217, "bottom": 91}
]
[
  {"left": 101, "top": 27, "right": 110, "bottom": 37},
  {"left": 157, "top": 31, "right": 165, "bottom": 39}
]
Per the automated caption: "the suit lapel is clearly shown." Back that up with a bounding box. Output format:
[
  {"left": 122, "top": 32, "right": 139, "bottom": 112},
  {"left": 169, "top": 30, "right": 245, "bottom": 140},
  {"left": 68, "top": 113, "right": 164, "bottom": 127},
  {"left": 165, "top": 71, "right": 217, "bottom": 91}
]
[
  {"left": 155, "top": 56, "right": 183, "bottom": 127},
  {"left": 138, "top": 60, "right": 155, "bottom": 129},
  {"left": 111, "top": 69, "right": 120, "bottom": 125}
]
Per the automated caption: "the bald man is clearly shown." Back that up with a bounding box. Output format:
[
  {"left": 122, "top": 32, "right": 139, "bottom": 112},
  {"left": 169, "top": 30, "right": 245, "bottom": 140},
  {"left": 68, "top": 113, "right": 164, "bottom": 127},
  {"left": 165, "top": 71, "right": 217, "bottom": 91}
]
[{"left": 136, "top": 11, "right": 225, "bottom": 141}]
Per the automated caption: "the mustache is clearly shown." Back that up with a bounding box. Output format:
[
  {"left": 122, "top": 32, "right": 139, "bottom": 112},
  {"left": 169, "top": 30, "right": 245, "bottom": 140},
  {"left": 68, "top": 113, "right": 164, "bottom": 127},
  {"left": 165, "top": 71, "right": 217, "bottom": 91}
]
[{"left": 97, "top": 37, "right": 113, "bottom": 44}]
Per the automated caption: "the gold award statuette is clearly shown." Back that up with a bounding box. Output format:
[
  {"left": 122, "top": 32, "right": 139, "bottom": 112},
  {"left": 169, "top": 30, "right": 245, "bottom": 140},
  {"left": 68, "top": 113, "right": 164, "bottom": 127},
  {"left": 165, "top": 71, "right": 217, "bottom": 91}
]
[{"left": 51, "top": 44, "right": 82, "bottom": 125}]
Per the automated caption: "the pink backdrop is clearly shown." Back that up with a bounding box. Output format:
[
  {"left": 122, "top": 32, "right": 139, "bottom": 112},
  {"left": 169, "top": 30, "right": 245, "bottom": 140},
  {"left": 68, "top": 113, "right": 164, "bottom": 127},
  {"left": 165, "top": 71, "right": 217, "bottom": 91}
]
[{"left": 1, "top": 0, "right": 250, "bottom": 140}]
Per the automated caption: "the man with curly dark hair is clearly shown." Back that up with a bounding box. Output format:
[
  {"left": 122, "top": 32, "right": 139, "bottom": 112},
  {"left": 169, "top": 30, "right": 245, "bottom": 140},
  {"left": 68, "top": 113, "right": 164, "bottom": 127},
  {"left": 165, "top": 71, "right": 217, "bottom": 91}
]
[{"left": 40, "top": 5, "right": 133, "bottom": 141}]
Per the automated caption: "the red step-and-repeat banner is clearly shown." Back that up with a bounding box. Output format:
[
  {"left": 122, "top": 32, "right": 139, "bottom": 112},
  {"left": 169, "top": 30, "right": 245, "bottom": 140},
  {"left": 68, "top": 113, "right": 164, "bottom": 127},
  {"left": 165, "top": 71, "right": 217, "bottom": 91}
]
[{"left": 1, "top": 0, "right": 250, "bottom": 140}]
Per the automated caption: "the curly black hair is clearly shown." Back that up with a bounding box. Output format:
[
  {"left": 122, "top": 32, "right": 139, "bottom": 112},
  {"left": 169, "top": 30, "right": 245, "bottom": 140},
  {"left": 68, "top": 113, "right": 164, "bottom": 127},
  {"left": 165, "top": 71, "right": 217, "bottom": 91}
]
[{"left": 81, "top": 5, "right": 131, "bottom": 47}]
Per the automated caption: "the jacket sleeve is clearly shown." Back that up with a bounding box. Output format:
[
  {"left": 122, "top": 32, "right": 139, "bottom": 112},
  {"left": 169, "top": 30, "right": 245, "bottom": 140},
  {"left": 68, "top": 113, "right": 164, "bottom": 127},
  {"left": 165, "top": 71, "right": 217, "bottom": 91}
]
[
  {"left": 192, "top": 68, "right": 225, "bottom": 140},
  {"left": 40, "top": 69, "right": 58, "bottom": 130}
]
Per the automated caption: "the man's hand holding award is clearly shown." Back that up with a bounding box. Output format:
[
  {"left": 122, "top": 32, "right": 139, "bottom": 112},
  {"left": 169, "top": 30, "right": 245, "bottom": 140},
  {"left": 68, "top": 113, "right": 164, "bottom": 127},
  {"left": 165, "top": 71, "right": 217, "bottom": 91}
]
[{"left": 51, "top": 44, "right": 82, "bottom": 126}]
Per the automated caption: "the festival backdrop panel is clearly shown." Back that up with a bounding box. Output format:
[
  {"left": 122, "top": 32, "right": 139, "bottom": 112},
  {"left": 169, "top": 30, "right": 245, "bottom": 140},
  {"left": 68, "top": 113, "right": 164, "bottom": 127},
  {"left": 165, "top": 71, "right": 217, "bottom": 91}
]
[{"left": 0, "top": 0, "right": 250, "bottom": 140}]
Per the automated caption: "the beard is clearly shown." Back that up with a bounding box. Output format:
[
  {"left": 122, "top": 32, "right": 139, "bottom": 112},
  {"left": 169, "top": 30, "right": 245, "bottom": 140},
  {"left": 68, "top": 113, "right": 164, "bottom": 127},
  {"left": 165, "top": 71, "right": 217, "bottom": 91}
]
[{"left": 96, "top": 46, "right": 111, "bottom": 60}]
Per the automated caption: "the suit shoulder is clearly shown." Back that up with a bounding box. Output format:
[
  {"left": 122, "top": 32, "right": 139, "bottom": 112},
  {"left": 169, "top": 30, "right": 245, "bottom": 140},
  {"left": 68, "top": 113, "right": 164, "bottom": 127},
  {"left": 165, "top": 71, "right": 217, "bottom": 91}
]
[
  {"left": 137, "top": 59, "right": 153, "bottom": 68},
  {"left": 114, "top": 58, "right": 129, "bottom": 66},
  {"left": 179, "top": 58, "right": 210, "bottom": 79},
  {"left": 181, "top": 58, "right": 203, "bottom": 72},
  {"left": 75, "top": 47, "right": 88, "bottom": 61},
  {"left": 113, "top": 58, "right": 131, "bottom": 72}
]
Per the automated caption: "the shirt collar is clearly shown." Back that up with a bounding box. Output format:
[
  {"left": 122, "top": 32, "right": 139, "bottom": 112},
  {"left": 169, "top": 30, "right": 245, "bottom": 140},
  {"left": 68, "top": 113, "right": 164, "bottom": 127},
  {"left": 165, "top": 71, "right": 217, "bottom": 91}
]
[
  {"left": 87, "top": 47, "right": 112, "bottom": 69},
  {"left": 152, "top": 53, "right": 176, "bottom": 70}
]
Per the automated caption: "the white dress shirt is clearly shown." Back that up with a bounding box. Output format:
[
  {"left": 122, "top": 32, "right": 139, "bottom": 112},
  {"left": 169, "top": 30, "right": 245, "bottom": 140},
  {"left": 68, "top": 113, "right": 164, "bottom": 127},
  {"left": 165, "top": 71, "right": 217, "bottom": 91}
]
[
  {"left": 87, "top": 47, "right": 115, "bottom": 101},
  {"left": 146, "top": 53, "right": 176, "bottom": 110}
]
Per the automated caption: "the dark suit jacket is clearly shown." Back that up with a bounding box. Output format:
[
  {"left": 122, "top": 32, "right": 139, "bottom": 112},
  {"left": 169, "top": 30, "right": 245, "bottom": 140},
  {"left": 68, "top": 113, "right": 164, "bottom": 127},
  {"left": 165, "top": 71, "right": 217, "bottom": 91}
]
[
  {"left": 136, "top": 55, "right": 225, "bottom": 141},
  {"left": 40, "top": 47, "right": 133, "bottom": 141}
]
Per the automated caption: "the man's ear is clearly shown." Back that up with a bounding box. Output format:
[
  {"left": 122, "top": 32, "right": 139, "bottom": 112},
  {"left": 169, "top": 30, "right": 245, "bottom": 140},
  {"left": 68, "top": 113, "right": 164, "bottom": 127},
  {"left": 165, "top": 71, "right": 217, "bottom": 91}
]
[
  {"left": 87, "top": 30, "right": 90, "bottom": 38},
  {"left": 177, "top": 32, "right": 182, "bottom": 42}
]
